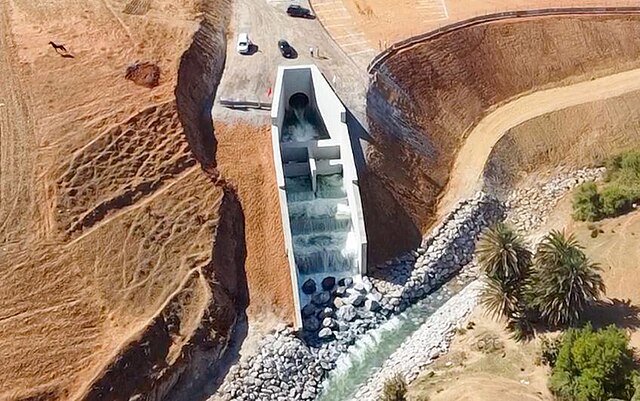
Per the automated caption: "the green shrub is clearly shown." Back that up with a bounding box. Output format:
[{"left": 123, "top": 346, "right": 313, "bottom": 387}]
[
  {"left": 574, "top": 150, "right": 640, "bottom": 221},
  {"left": 549, "top": 324, "right": 636, "bottom": 401},
  {"left": 380, "top": 374, "right": 408, "bottom": 401},
  {"left": 600, "top": 185, "right": 633, "bottom": 217},
  {"left": 572, "top": 182, "right": 602, "bottom": 222}
]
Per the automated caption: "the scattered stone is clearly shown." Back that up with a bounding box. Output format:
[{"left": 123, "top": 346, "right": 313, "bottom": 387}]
[
  {"left": 347, "top": 293, "right": 366, "bottom": 307},
  {"left": 336, "top": 305, "right": 357, "bottom": 322},
  {"left": 338, "top": 277, "right": 353, "bottom": 287},
  {"left": 318, "top": 327, "right": 334, "bottom": 339},
  {"left": 364, "top": 299, "right": 380, "bottom": 312}
]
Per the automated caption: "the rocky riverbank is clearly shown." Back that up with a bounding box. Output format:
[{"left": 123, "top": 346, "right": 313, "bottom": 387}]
[
  {"left": 351, "top": 280, "right": 484, "bottom": 401},
  {"left": 216, "top": 192, "right": 502, "bottom": 401},
  {"left": 343, "top": 167, "right": 604, "bottom": 401},
  {"left": 504, "top": 167, "right": 605, "bottom": 233},
  {"left": 214, "top": 167, "right": 603, "bottom": 401}
]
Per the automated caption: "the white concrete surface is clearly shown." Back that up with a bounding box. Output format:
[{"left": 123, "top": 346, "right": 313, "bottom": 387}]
[{"left": 271, "top": 65, "right": 368, "bottom": 328}]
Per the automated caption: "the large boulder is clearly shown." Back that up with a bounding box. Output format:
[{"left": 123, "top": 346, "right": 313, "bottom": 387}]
[
  {"left": 303, "top": 316, "right": 320, "bottom": 332},
  {"left": 321, "top": 276, "right": 336, "bottom": 291},
  {"left": 318, "top": 327, "right": 334, "bottom": 340},
  {"left": 301, "top": 303, "right": 317, "bottom": 318},
  {"left": 311, "top": 291, "right": 331, "bottom": 306},
  {"left": 302, "top": 279, "right": 317, "bottom": 295}
]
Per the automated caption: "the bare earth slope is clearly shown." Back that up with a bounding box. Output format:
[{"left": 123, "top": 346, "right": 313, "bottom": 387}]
[
  {"left": 439, "top": 67, "right": 640, "bottom": 214},
  {"left": 485, "top": 90, "right": 640, "bottom": 191},
  {"left": 364, "top": 14, "right": 640, "bottom": 263},
  {"left": 0, "top": 0, "right": 244, "bottom": 400}
]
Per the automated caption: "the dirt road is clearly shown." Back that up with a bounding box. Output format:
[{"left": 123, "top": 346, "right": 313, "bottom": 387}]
[{"left": 437, "top": 67, "right": 640, "bottom": 218}]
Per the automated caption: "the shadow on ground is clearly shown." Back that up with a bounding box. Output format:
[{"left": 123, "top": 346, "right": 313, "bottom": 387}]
[
  {"left": 583, "top": 298, "right": 640, "bottom": 330},
  {"left": 345, "top": 108, "right": 422, "bottom": 268}
]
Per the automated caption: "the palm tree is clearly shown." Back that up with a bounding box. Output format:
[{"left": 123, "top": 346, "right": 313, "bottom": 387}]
[
  {"left": 477, "top": 223, "right": 532, "bottom": 320},
  {"left": 482, "top": 275, "right": 519, "bottom": 319},
  {"left": 477, "top": 222, "right": 532, "bottom": 282},
  {"left": 530, "top": 230, "right": 605, "bottom": 327}
]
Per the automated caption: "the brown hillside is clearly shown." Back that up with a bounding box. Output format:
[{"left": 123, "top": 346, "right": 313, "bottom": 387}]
[
  {"left": 0, "top": 0, "right": 249, "bottom": 399},
  {"left": 365, "top": 15, "right": 640, "bottom": 263},
  {"left": 485, "top": 89, "right": 640, "bottom": 191}
]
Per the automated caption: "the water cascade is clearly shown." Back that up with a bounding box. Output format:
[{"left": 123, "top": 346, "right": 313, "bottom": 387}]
[{"left": 271, "top": 65, "right": 367, "bottom": 328}]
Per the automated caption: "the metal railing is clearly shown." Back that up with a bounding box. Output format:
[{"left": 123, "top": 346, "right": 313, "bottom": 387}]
[
  {"left": 218, "top": 98, "right": 272, "bottom": 110},
  {"left": 368, "top": 7, "right": 640, "bottom": 74}
]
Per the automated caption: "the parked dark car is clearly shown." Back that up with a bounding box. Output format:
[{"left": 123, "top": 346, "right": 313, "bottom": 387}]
[
  {"left": 278, "top": 39, "right": 296, "bottom": 58},
  {"left": 286, "top": 4, "right": 313, "bottom": 18}
]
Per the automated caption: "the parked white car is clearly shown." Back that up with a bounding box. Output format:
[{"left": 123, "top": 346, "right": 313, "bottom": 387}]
[{"left": 236, "top": 32, "right": 251, "bottom": 54}]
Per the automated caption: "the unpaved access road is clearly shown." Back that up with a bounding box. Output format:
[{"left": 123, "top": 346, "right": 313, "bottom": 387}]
[{"left": 436, "top": 67, "right": 640, "bottom": 218}]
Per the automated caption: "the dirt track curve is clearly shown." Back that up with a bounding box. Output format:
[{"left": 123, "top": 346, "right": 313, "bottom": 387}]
[{"left": 437, "top": 66, "right": 640, "bottom": 217}]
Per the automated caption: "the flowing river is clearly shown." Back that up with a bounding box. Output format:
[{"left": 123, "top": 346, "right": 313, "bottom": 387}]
[{"left": 315, "top": 279, "right": 470, "bottom": 401}]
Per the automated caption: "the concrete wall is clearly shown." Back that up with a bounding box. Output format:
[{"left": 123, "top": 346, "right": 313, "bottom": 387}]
[{"left": 271, "top": 65, "right": 368, "bottom": 328}]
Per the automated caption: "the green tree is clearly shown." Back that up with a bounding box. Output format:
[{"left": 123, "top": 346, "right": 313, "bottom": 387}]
[
  {"left": 549, "top": 324, "right": 636, "bottom": 401},
  {"left": 572, "top": 182, "right": 602, "bottom": 222},
  {"left": 477, "top": 222, "right": 532, "bottom": 283},
  {"left": 380, "top": 374, "right": 407, "bottom": 401},
  {"left": 477, "top": 223, "right": 534, "bottom": 340},
  {"left": 530, "top": 231, "right": 605, "bottom": 327}
]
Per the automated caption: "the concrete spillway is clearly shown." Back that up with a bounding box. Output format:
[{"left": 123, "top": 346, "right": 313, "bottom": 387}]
[{"left": 271, "top": 65, "right": 367, "bottom": 328}]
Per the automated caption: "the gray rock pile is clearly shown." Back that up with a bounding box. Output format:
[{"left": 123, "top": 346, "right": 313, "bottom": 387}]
[
  {"left": 505, "top": 167, "right": 604, "bottom": 232},
  {"left": 217, "top": 191, "right": 503, "bottom": 401}
]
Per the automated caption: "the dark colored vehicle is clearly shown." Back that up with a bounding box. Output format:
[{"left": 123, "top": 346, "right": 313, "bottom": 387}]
[
  {"left": 286, "top": 4, "right": 313, "bottom": 18},
  {"left": 278, "top": 39, "right": 295, "bottom": 58}
]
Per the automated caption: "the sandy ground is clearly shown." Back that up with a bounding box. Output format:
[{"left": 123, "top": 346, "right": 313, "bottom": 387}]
[
  {"left": 408, "top": 306, "right": 552, "bottom": 401},
  {"left": 314, "top": 0, "right": 640, "bottom": 50},
  {"left": 437, "top": 67, "right": 640, "bottom": 220}
]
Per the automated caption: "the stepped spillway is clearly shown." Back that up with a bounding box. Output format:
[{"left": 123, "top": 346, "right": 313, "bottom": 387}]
[{"left": 271, "top": 65, "right": 368, "bottom": 328}]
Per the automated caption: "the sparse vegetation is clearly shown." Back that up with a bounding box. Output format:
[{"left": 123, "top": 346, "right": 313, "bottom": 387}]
[
  {"left": 549, "top": 324, "right": 637, "bottom": 401},
  {"left": 381, "top": 374, "right": 408, "bottom": 401},
  {"left": 539, "top": 334, "right": 563, "bottom": 367},
  {"left": 573, "top": 150, "right": 640, "bottom": 221}
]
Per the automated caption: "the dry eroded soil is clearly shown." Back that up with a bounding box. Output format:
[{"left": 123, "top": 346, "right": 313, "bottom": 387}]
[{"left": 0, "top": 0, "right": 231, "bottom": 399}]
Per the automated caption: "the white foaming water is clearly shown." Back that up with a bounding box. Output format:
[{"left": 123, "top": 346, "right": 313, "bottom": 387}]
[
  {"left": 282, "top": 107, "right": 322, "bottom": 142},
  {"left": 315, "top": 284, "right": 460, "bottom": 401}
]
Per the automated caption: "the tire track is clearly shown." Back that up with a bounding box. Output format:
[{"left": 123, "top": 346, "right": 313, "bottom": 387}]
[{"left": 0, "top": 1, "right": 36, "bottom": 243}]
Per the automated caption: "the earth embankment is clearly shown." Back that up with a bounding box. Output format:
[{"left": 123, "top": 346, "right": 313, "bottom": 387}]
[
  {"left": 365, "top": 14, "right": 640, "bottom": 263},
  {"left": 0, "top": 0, "right": 242, "bottom": 399},
  {"left": 484, "top": 89, "right": 640, "bottom": 192}
]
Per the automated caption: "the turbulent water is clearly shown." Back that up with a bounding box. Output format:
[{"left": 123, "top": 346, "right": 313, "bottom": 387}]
[
  {"left": 286, "top": 174, "right": 357, "bottom": 275},
  {"left": 315, "top": 282, "right": 463, "bottom": 401},
  {"left": 281, "top": 106, "right": 330, "bottom": 142}
]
